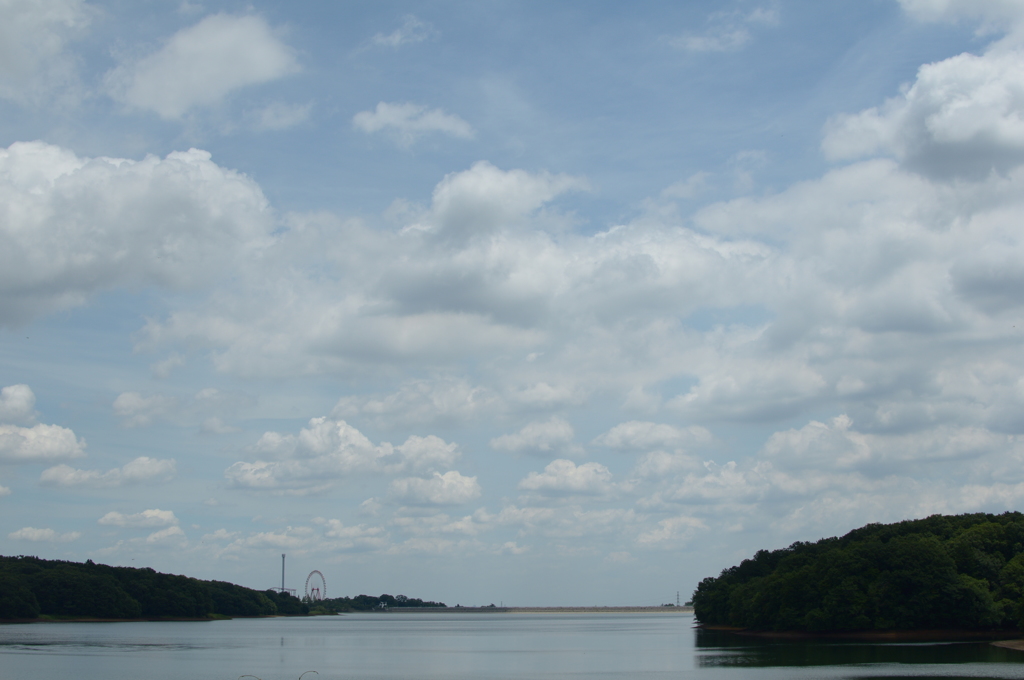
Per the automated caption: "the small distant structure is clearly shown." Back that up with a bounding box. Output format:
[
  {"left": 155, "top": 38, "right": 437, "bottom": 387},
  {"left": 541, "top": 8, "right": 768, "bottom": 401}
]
[
  {"left": 305, "top": 570, "right": 326, "bottom": 601},
  {"left": 271, "top": 553, "right": 297, "bottom": 596}
]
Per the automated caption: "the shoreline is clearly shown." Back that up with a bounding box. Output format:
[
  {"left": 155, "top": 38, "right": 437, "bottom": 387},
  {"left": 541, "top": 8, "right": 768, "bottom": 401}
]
[
  {"left": 375, "top": 606, "right": 693, "bottom": 614},
  {"left": 0, "top": 616, "right": 223, "bottom": 624},
  {"left": 992, "top": 639, "right": 1024, "bottom": 651},
  {"left": 700, "top": 624, "right": 1023, "bottom": 643},
  {"left": 510, "top": 606, "right": 692, "bottom": 614},
  {"left": 2, "top": 606, "right": 695, "bottom": 623}
]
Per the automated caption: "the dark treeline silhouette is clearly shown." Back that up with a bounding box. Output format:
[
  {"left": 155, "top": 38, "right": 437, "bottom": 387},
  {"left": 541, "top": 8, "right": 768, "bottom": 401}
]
[
  {"left": 691, "top": 512, "right": 1024, "bottom": 632},
  {"left": 317, "top": 593, "right": 446, "bottom": 612},
  {"left": 0, "top": 555, "right": 306, "bottom": 620}
]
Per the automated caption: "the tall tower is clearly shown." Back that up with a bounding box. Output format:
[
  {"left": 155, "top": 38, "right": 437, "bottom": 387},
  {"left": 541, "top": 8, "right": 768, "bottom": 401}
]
[{"left": 282, "top": 553, "right": 286, "bottom": 592}]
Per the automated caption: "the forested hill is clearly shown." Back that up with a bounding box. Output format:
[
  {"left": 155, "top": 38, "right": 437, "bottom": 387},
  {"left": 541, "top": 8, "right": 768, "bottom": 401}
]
[
  {"left": 0, "top": 555, "right": 307, "bottom": 620},
  {"left": 691, "top": 512, "right": 1024, "bottom": 632}
]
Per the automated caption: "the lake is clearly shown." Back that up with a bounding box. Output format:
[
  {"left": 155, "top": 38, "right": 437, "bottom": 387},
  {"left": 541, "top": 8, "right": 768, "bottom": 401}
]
[{"left": 2, "top": 612, "right": 1024, "bottom": 680}]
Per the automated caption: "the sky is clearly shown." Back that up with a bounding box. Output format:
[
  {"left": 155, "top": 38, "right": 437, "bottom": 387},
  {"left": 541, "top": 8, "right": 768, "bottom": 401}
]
[{"left": 2, "top": 0, "right": 1024, "bottom": 607}]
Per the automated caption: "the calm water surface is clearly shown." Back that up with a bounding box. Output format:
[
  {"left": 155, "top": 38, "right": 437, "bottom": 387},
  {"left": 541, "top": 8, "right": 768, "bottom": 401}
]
[{"left": 2, "top": 612, "right": 1023, "bottom": 680}]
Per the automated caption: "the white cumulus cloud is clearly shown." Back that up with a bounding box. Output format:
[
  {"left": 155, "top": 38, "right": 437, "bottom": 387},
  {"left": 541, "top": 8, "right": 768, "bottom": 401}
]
[
  {"left": 636, "top": 516, "right": 707, "bottom": 547},
  {"left": 98, "top": 508, "right": 178, "bottom": 528},
  {"left": 592, "top": 420, "right": 712, "bottom": 451},
  {"left": 332, "top": 378, "right": 500, "bottom": 428},
  {"left": 145, "top": 525, "right": 186, "bottom": 543},
  {"left": 40, "top": 456, "right": 176, "bottom": 487},
  {"left": 8, "top": 526, "right": 80, "bottom": 542},
  {"left": 106, "top": 13, "right": 299, "bottom": 119},
  {"left": 490, "top": 416, "right": 578, "bottom": 455},
  {"left": 823, "top": 44, "right": 1024, "bottom": 178},
  {"left": 518, "top": 459, "right": 615, "bottom": 496},
  {"left": 353, "top": 102, "right": 474, "bottom": 145},
  {"left": 0, "top": 141, "right": 273, "bottom": 327},
  {"left": 0, "top": 384, "right": 36, "bottom": 424},
  {"left": 0, "top": 423, "right": 84, "bottom": 462},
  {"left": 389, "top": 471, "right": 482, "bottom": 505},
  {"left": 225, "top": 418, "right": 460, "bottom": 493}
]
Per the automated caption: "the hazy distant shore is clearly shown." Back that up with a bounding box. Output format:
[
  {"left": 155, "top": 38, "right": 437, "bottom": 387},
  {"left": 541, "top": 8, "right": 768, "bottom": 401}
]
[
  {"left": 389, "top": 606, "right": 694, "bottom": 614},
  {"left": 2, "top": 606, "right": 695, "bottom": 623},
  {"left": 510, "top": 606, "right": 693, "bottom": 613}
]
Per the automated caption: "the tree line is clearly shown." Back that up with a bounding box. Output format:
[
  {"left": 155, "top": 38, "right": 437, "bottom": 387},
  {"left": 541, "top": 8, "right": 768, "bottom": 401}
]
[
  {"left": 0, "top": 555, "right": 303, "bottom": 620},
  {"left": 691, "top": 512, "right": 1024, "bottom": 632},
  {"left": 315, "top": 593, "right": 446, "bottom": 612}
]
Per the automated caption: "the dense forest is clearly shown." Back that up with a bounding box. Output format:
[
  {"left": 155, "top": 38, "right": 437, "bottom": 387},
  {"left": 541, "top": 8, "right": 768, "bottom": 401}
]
[
  {"left": 691, "top": 512, "right": 1024, "bottom": 632},
  {"left": 0, "top": 555, "right": 312, "bottom": 620}
]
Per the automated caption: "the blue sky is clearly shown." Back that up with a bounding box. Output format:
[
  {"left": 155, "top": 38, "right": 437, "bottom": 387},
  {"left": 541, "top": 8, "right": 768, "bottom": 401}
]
[{"left": 2, "top": 0, "right": 1024, "bottom": 606}]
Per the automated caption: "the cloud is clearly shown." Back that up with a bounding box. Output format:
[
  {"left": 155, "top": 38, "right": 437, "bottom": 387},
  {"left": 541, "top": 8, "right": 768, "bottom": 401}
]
[
  {"left": 249, "top": 101, "right": 311, "bottom": 131},
  {"left": 635, "top": 515, "right": 707, "bottom": 547},
  {"left": 40, "top": 456, "right": 176, "bottom": 487},
  {"left": 616, "top": 401, "right": 1024, "bottom": 541},
  {"left": 113, "top": 388, "right": 251, "bottom": 431},
  {"left": 200, "top": 528, "right": 238, "bottom": 542},
  {"left": 671, "top": 7, "right": 779, "bottom": 53},
  {"left": 429, "top": 161, "right": 588, "bottom": 241},
  {"left": 500, "top": 541, "right": 529, "bottom": 555},
  {"left": 145, "top": 525, "right": 185, "bottom": 543},
  {"left": 592, "top": 421, "right": 712, "bottom": 451},
  {"left": 372, "top": 15, "right": 435, "bottom": 47},
  {"left": 630, "top": 451, "right": 703, "bottom": 479},
  {"left": 225, "top": 417, "right": 460, "bottom": 493},
  {"left": 0, "top": 423, "right": 85, "bottom": 462},
  {"left": 8, "top": 527, "right": 80, "bottom": 542},
  {"left": 151, "top": 354, "right": 185, "bottom": 379},
  {"left": 0, "top": 142, "right": 273, "bottom": 327},
  {"left": 673, "top": 28, "right": 750, "bottom": 53},
  {"left": 822, "top": 44, "right": 1024, "bottom": 178},
  {"left": 219, "top": 526, "right": 316, "bottom": 553},
  {"left": 0, "top": 0, "right": 89, "bottom": 105},
  {"left": 667, "top": 358, "right": 828, "bottom": 422},
  {"left": 0, "top": 384, "right": 36, "bottom": 424},
  {"left": 332, "top": 378, "right": 499, "bottom": 427},
  {"left": 113, "top": 392, "right": 178, "bottom": 428},
  {"left": 518, "top": 459, "right": 614, "bottom": 496},
  {"left": 136, "top": 161, "right": 592, "bottom": 374},
  {"left": 98, "top": 508, "right": 178, "bottom": 528},
  {"left": 353, "top": 102, "right": 474, "bottom": 145},
  {"left": 389, "top": 471, "right": 482, "bottom": 505},
  {"left": 762, "top": 415, "right": 1012, "bottom": 473},
  {"left": 315, "top": 518, "right": 388, "bottom": 551},
  {"left": 490, "top": 416, "right": 579, "bottom": 455},
  {"left": 898, "top": 0, "right": 1024, "bottom": 31},
  {"left": 106, "top": 13, "right": 299, "bottom": 119}
]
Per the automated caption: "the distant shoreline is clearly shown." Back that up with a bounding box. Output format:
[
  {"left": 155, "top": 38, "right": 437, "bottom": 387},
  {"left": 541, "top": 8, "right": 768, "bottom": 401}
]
[
  {"left": 1, "top": 606, "right": 695, "bottom": 623},
  {"left": 385, "top": 606, "right": 694, "bottom": 614},
  {"left": 510, "top": 606, "right": 693, "bottom": 614}
]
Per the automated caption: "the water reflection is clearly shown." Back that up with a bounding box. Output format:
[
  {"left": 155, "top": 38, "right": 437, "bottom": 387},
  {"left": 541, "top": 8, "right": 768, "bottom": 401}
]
[
  {"left": 696, "top": 627, "right": 1024, "bottom": 668},
  {"left": 2, "top": 614, "right": 1024, "bottom": 680}
]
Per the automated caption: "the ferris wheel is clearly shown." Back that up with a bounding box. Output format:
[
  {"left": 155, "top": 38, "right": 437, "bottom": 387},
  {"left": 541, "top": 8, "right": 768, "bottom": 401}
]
[{"left": 305, "top": 570, "right": 326, "bottom": 601}]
